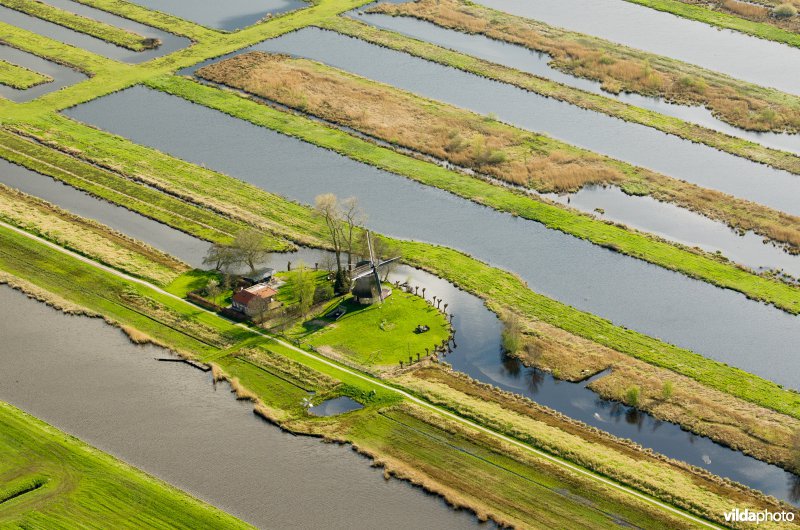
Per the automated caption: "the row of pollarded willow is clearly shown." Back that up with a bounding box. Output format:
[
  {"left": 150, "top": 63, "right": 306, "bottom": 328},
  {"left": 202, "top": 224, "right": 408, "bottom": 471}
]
[
  {"left": 0, "top": 226, "right": 788, "bottom": 529},
  {"left": 368, "top": 0, "right": 800, "bottom": 133},
  {"left": 0, "top": 58, "right": 51, "bottom": 89},
  {"left": 194, "top": 53, "right": 800, "bottom": 259},
  {"left": 0, "top": 0, "right": 161, "bottom": 51},
  {"left": 13, "top": 112, "right": 800, "bottom": 425}
]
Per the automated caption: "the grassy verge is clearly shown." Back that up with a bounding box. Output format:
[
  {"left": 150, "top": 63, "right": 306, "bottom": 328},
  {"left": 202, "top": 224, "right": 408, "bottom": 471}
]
[
  {"left": 0, "top": 228, "right": 787, "bottom": 527},
  {"left": 0, "top": 0, "right": 160, "bottom": 51},
  {"left": 149, "top": 74, "right": 800, "bottom": 313},
  {"left": 0, "top": 130, "right": 290, "bottom": 249},
  {"left": 624, "top": 0, "right": 800, "bottom": 47},
  {"left": 0, "top": 59, "right": 51, "bottom": 89},
  {"left": 368, "top": 0, "right": 800, "bottom": 133},
  {"left": 0, "top": 183, "right": 187, "bottom": 285},
  {"left": 0, "top": 402, "right": 251, "bottom": 528},
  {"left": 11, "top": 116, "right": 800, "bottom": 422},
  {"left": 321, "top": 16, "right": 800, "bottom": 178}
]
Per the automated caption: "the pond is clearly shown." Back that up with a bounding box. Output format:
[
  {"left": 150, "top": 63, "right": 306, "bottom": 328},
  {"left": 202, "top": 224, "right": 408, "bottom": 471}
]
[
  {"left": 0, "top": 286, "right": 480, "bottom": 528},
  {"left": 0, "top": 44, "right": 86, "bottom": 102},
  {"left": 65, "top": 85, "right": 800, "bottom": 390},
  {"left": 308, "top": 396, "right": 364, "bottom": 416},
  {"left": 355, "top": 9, "right": 800, "bottom": 155}
]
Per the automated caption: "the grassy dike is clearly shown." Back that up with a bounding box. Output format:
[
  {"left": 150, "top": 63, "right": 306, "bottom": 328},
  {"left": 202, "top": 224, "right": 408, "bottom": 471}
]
[
  {"left": 0, "top": 402, "right": 251, "bottom": 529},
  {"left": 0, "top": 222, "right": 789, "bottom": 529},
  {"left": 147, "top": 74, "right": 800, "bottom": 313},
  {"left": 0, "top": 0, "right": 160, "bottom": 51},
  {"left": 321, "top": 16, "right": 800, "bottom": 177},
  {"left": 0, "top": 59, "right": 51, "bottom": 89},
  {"left": 368, "top": 0, "right": 800, "bottom": 134},
  {"left": 6, "top": 115, "right": 800, "bottom": 425},
  {"left": 624, "top": 0, "right": 800, "bottom": 48}
]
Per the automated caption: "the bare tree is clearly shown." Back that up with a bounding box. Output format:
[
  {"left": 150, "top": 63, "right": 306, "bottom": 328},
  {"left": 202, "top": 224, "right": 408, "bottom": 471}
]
[
  {"left": 232, "top": 229, "right": 272, "bottom": 274},
  {"left": 341, "top": 196, "right": 366, "bottom": 270},
  {"left": 315, "top": 194, "right": 365, "bottom": 294},
  {"left": 315, "top": 193, "right": 345, "bottom": 274},
  {"left": 203, "top": 242, "right": 237, "bottom": 271}
]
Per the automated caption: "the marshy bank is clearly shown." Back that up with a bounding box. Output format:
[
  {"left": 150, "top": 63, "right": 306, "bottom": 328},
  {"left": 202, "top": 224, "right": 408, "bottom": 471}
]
[
  {"left": 64, "top": 85, "right": 800, "bottom": 390},
  {"left": 0, "top": 286, "right": 480, "bottom": 529},
  {"left": 125, "top": 0, "right": 308, "bottom": 31},
  {"left": 355, "top": 5, "right": 800, "bottom": 154}
]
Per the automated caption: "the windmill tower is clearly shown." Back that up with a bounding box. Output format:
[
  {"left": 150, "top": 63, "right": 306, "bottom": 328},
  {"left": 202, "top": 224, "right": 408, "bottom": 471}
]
[{"left": 350, "top": 231, "right": 399, "bottom": 304}]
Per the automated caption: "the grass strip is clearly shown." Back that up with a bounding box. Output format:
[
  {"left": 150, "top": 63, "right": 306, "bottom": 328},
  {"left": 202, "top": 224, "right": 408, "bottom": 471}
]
[
  {"left": 14, "top": 114, "right": 800, "bottom": 421},
  {"left": 0, "top": 129, "right": 290, "bottom": 249},
  {"left": 369, "top": 0, "right": 800, "bottom": 133},
  {"left": 151, "top": 74, "right": 800, "bottom": 314},
  {"left": 624, "top": 0, "right": 800, "bottom": 48},
  {"left": 0, "top": 182, "right": 187, "bottom": 285},
  {"left": 321, "top": 16, "right": 800, "bottom": 178},
  {"left": 0, "top": 0, "right": 159, "bottom": 51},
  {"left": 0, "top": 402, "right": 251, "bottom": 528},
  {"left": 0, "top": 59, "right": 51, "bottom": 89}
]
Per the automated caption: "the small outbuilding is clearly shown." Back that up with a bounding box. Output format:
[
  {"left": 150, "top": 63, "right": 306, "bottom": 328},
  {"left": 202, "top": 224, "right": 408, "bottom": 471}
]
[
  {"left": 231, "top": 283, "right": 278, "bottom": 317},
  {"left": 241, "top": 267, "right": 275, "bottom": 287}
]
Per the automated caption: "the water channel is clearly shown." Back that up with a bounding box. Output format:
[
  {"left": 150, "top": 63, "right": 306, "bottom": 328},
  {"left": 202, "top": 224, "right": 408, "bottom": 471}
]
[
  {"left": 0, "top": 44, "right": 86, "bottom": 102},
  {"left": 471, "top": 0, "right": 800, "bottom": 96},
  {"left": 193, "top": 28, "right": 800, "bottom": 219},
  {"left": 0, "top": 287, "right": 479, "bottom": 528},
  {"left": 356, "top": 9, "right": 800, "bottom": 155},
  {"left": 2, "top": 161, "right": 797, "bottom": 504},
  {"left": 64, "top": 85, "right": 800, "bottom": 390},
  {"left": 0, "top": 2, "right": 188, "bottom": 63}
]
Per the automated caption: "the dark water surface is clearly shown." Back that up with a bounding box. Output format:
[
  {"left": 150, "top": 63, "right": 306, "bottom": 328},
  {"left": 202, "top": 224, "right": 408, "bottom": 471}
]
[
  {"left": 356, "top": 10, "right": 800, "bottom": 155},
  {"left": 0, "top": 287, "right": 479, "bottom": 529},
  {"left": 65, "top": 86, "right": 800, "bottom": 390}
]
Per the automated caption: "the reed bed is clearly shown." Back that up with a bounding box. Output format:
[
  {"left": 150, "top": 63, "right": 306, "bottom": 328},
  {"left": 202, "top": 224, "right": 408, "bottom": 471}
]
[{"left": 369, "top": 0, "right": 800, "bottom": 133}]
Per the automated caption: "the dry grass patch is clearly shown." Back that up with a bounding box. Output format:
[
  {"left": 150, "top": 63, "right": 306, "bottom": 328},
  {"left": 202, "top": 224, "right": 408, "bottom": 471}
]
[
  {"left": 197, "top": 52, "right": 624, "bottom": 193},
  {"left": 369, "top": 0, "right": 800, "bottom": 133}
]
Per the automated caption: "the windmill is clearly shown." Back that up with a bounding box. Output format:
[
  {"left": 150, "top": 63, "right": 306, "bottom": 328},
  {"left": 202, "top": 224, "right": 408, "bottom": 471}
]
[{"left": 350, "top": 231, "right": 400, "bottom": 304}]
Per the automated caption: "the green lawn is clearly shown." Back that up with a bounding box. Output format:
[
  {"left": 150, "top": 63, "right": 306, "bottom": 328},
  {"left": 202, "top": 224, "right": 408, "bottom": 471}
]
[
  {"left": 0, "top": 402, "right": 250, "bottom": 529},
  {"left": 294, "top": 290, "right": 450, "bottom": 367},
  {"left": 0, "top": 59, "right": 51, "bottom": 89}
]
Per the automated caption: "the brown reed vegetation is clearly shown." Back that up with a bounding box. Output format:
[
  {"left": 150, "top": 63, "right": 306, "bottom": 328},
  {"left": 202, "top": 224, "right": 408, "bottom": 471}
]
[
  {"left": 198, "top": 53, "right": 800, "bottom": 250},
  {"left": 369, "top": 0, "right": 800, "bottom": 133},
  {"left": 502, "top": 310, "right": 800, "bottom": 473},
  {"left": 198, "top": 52, "right": 623, "bottom": 193}
]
